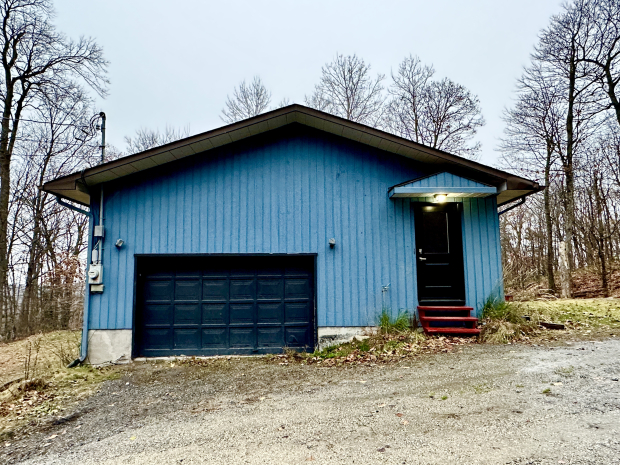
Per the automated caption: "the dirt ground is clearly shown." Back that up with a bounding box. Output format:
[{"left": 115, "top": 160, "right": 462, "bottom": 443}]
[{"left": 0, "top": 336, "right": 618, "bottom": 465}]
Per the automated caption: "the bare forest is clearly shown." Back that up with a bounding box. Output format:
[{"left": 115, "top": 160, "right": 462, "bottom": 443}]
[
  {"left": 0, "top": 0, "right": 618, "bottom": 340},
  {"left": 499, "top": 0, "right": 620, "bottom": 300}
]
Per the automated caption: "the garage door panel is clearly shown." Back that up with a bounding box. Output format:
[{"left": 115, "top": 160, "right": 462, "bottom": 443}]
[
  {"left": 144, "top": 280, "right": 173, "bottom": 301},
  {"left": 285, "top": 279, "right": 311, "bottom": 300},
  {"left": 230, "top": 279, "right": 256, "bottom": 300},
  {"left": 174, "top": 304, "right": 200, "bottom": 325},
  {"left": 144, "top": 304, "right": 173, "bottom": 325},
  {"left": 143, "top": 328, "right": 172, "bottom": 349},
  {"left": 202, "top": 279, "right": 229, "bottom": 301},
  {"left": 175, "top": 280, "right": 201, "bottom": 301},
  {"left": 137, "top": 255, "right": 314, "bottom": 356},
  {"left": 230, "top": 327, "right": 256, "bottom": 348},
  {"left": 230, "top": 303, "right": 254, "bottom": 324},
  {"left": 257, "top": 302, "right": 283, "bottom": 323},
  {"left": 285, "top": 327, "right": 310, "bottom": 347},
  {"left": 174, "top": 329, "right": 201, "bottom": 349},
  {"left": 258, "top": 327, "right": 284, "bottom": 347},
  {"left": 257, "top": 279, "right": 283, "bottom": 300},
  {"left": 202, "top": 303, "right": 228, "bottom": 325},
  {"left": 201, "top": 327, "right": 228, "bottom": 348},
  {"left": 285, "top": 302, "right": 311, "bottom": 324}
]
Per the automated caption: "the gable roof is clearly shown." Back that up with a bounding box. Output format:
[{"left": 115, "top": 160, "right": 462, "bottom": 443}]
[
  {"left": 388, "top": 171, "right": 498, "bottom": 199},
  {"left": 42, "top": 104, "right": 541, "bottom": 206}
]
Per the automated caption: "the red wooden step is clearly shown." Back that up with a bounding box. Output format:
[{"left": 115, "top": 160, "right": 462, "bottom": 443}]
[
  {"left": 424, "top": 327, "right": 480, "bottom": 335},
  {"left": 417, "top": 306, "right": 474, "bottom": 311},
  {"left": 420, "top": 316, "right": 479, "bottom": 322}
]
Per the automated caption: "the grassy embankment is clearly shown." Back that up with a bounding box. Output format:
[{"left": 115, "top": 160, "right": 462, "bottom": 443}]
[{"left": 0, "top": 331, "right": 121, "bottom": 440}]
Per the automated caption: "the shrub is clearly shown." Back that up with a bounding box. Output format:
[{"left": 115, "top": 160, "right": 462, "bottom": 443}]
[
  {"left": 378, "top": 308, "right": 410, "bottom": 333},
  {"left": 480, "top": 296, "right": 537, "bottom": 343}
]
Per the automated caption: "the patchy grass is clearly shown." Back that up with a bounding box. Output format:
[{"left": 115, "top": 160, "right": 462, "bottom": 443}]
[
  {"left": 480, "top": 298, "right": 538, "bottom": 343},
  {"left": 479, "top": 298, "right": 620, "bottom": 344},
  {"left": 0, "top": 331, "right": 82, "bottom": 385},
  {"left": 378, "top": 309, "right": 411, "bottom": 333},
  {"left": 519, "top": 299, "right": 620, "bottom": 329},
  {"left": 0, "top": 332, "right": 122, "bottom": 439}
]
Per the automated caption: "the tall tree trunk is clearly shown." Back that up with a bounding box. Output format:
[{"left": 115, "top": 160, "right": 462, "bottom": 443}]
[
  {"left": 544, "top": 141, "right": 556, "bottom": 292},
  {"left": 558, "top": 241, "right": 571, "bottom": 298},
  {"left": 592, "top": 173, "right": 610, "bottom": 297},
  {"left": 561, "top": 44, "right": 578, "bottom": 297},
  {"left": 0, "top": 81, "right": 13, "bottom": 337}
]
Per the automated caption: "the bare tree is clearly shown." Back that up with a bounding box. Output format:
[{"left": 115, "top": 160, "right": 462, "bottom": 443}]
[
  {"left": 17, "top": 84, "right": 97, "bottom": 334},
  {"left": 124, "top": 125, "right": 190, "bottom": 154},
  {"left": 220, "top": 76, "right": 271, "bottom": 123},
  {"left": 572, "top": 0, "right": 620, "bottom": 126},
  {"left": 386, "top": 55, "right": 485, "bottom": 159},
  {"left": 0, "top": 0, "right": 108, "bottom": 323},
  {"left": 534, "top": 0, "right": 606, "bottom": 293},
  {"left": 498, "top": 0, "right": 620, "bottom": 300},
  {"left": 500, "top": 63, "right": 565, "bottom": 292},
  {"left": 304, "top": 54, "right": 385, "bottom": 126}
]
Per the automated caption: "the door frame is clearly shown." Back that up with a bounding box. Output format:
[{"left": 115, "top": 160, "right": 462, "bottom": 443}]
[
  {"left": 131, "top": 253, "right": 318, "bottom": 358},
  {"left": 413, "top": 202, "right": 466, "bottom": 306}
]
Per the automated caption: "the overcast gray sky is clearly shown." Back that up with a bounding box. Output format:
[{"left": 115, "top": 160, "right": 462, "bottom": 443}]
[{"left": 54, "top": 0, "right": 563, "bottom": 165}]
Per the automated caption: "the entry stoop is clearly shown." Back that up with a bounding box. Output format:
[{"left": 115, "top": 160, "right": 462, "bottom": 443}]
[{"left": 417, "top": 306, "right": 480, "bottom": 336}]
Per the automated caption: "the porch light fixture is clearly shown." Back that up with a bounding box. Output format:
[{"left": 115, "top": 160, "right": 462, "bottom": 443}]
[
  {"left": 434, "top": 194, "right": 448, "bottom": 203},
  {"left": 115, "top": 238, "right": 124, "bottom": 249}
]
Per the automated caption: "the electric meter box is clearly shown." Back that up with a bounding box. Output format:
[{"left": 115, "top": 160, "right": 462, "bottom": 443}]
[{"left": 88, "top": 264, "right": 103, "bottom": 284}]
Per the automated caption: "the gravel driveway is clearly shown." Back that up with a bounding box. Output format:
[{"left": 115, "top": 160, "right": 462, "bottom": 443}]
[{"left": 2, "top": 338, "right": 619, "bottom": 465}]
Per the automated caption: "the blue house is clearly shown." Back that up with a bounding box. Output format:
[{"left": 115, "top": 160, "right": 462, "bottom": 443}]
[{"left": 44, "top": 105, "right": 540, "bottom": 363}]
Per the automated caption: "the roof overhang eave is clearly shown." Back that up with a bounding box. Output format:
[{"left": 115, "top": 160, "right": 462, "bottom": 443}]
[{"left": 43, "top": 105, "right": 542, "bottom": 205}]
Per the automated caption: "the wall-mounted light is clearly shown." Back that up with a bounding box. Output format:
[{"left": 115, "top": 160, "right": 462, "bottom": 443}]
[
  {"left": 434, "top": 194, "right": 448, "bottom": 203},
  {"left": 329, "top": 238, "right": 336, "bottom": 248},
  {"left": 115, "top": 238, "right": 124, "bottom": 249}
]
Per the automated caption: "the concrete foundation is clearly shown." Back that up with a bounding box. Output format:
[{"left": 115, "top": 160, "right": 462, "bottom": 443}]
[
  {"left": 317, "top": 327, "right": 374, "bottom": 349},
  {"left": 85, "top": 327, "right": 374, "bottom": 363},
  {"left": 86, "top": 330, "right": 132, "bottom": 365}
]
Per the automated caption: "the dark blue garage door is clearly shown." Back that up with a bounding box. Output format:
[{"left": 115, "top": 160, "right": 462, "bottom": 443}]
[{"left": 135, "top": 255, "right": 315, "bottom": 356}]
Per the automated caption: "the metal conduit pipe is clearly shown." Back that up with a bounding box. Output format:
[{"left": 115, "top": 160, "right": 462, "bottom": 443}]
[{"left": 56, "top": 196, "right": 93, "bottom": 366}]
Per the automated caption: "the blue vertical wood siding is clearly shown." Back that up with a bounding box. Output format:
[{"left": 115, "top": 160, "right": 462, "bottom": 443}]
[
  {"left": 404, "top": 171, "right": 491, "bottom": 189},
  {"left": 88, "top": 126, "right": 503, "bottom": 329}
]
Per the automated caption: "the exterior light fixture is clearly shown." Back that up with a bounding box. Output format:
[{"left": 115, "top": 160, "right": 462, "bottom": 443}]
[
  {"left": 434, "top": 194, "right": 447, "bottom": 203},
  {"left": 115, "top": 238, "right": 124, "bottom": 248},
  {"left": 329, "top": 238, "right": 336, "bottom": 248}
]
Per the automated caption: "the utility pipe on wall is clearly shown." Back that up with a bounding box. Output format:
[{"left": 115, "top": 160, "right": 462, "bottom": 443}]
[
  {"left": 98, "top": 113, "right": 105, "bottom": 266},
  {"left": 56, "top": 196, "right": 92, "bottom": 365}
]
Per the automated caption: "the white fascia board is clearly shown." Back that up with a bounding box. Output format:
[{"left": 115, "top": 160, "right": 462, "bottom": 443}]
[{"left": 389, "top": 186, "right": 497, "bottom": 198}]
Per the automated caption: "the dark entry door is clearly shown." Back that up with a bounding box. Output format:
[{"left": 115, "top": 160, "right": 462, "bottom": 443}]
[
  {"left": 134, "top": 255, "right": 315, "bottom": 357},
  {"left": 413, "top": 203, "right": 465, "bottom": 306}
]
